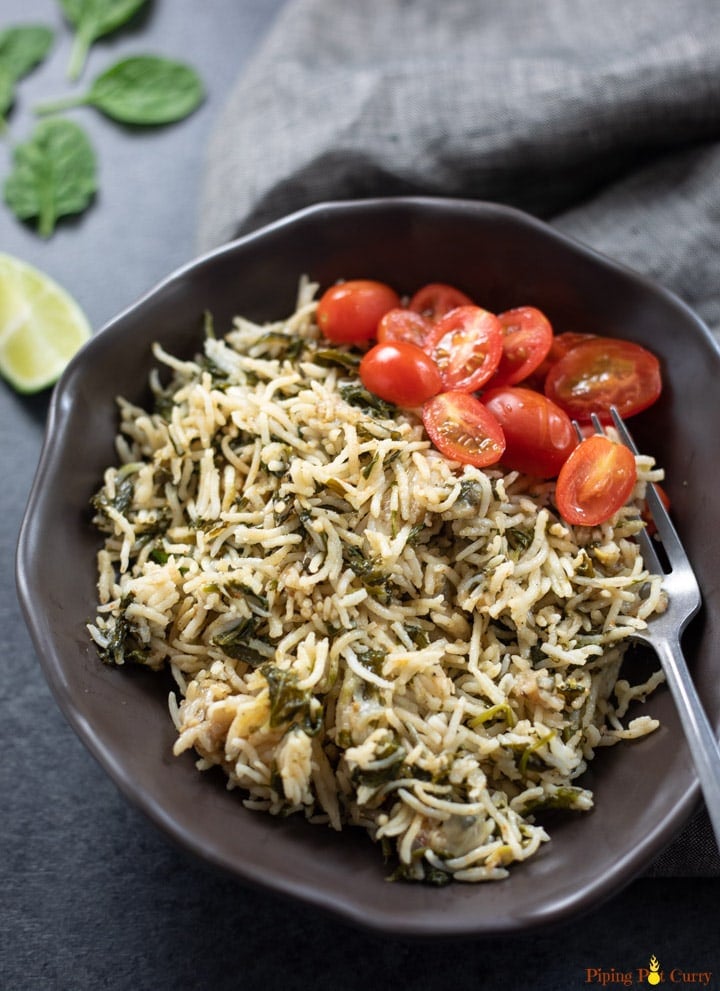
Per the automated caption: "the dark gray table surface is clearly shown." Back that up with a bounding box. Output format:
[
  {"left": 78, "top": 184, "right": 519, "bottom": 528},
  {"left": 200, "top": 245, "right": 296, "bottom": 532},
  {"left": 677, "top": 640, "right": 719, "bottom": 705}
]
[{"left": 2, "top": 4, "right": 718, "bottom": 989}]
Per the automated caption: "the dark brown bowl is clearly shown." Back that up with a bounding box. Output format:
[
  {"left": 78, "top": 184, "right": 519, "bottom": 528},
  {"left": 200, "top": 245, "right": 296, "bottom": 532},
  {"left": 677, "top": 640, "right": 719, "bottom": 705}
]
[{"left": 16, "top": 198, "right": 720, "bottom": 936}]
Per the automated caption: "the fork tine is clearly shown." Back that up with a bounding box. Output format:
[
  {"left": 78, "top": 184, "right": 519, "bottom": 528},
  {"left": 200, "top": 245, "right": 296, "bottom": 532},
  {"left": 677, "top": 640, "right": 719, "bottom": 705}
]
[
  {"left": 598, "top": 409, "right": 666, "bottom": 574},
  {"left": 590, "top": 412, "right": 604, "bottom": 436},
  {"left": 571, "top": 410, "right": 665, "bottom": 575},
  {"left": 626, "top": 501, "right": 665, "bottom": 578},
  {"left": 609, "top": 407, "right": 687, "bottom": 563}
]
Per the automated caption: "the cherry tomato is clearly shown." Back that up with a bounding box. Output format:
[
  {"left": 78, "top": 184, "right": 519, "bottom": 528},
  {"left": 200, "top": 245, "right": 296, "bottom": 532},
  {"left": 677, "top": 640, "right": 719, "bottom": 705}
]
[
  {"left": 524, "top": 331, "right": 596, "bottom": 390},
  {"left": 555, "top": 434, "right": 638, "bottom": 526},
  {"left": 487, "top": 306, "right": 554, "bottom": 388},
  {"left": 422, "top": 391, "right": 505, "bottom": 467},
  {"left": 408, "top": 283, "right": 475, "bottom": 322},
  {"left": 546, "top": 331, "right": 597, "bottom": 369},
  {"left": 483, "top": 387, "right": 577, "bottom": 478},
  {"left": 316, "top": 280, "right": 401, "bottom": 345},
  {"left": 359, "top": 341, "right": 442, "bottom": 407},
  {"left": 424, "top": 305, "right": 504, "bottom": 393},
  {"left": 545, "top": 337, "right": 661, "bottom": 422},
  {"left": 376, "top": 307, "right": 432, "bottom": 348}
]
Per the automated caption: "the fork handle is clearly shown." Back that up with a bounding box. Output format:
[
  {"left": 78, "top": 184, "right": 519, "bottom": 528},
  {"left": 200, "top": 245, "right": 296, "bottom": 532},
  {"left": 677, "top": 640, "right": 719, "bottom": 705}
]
[{"left": 657, "top": 638, "right": 720, "bottom": 848}]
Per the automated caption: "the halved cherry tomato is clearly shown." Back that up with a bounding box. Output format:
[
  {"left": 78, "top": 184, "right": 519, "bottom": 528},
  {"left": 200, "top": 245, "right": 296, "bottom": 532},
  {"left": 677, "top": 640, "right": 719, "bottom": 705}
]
[
  {"left": 360, "top": 340, "right": 442, "bottom": 408},
  {"left": 316, "top": 279, "right": 401, "bottom": 345},
  {"left": 376, "top": 308, "right": 432, "bottom": 348},
  {"left": 555, "top": 434, "right": 638, "bottom": 526},
  {"left": 408, "top": 283, "right": 475, "bottom": 322},
  {"left": 525, "top": 331, "right": 597, "bottom": 389},
  {"left": 422, "top": 391, "right": 505, "bottom": 467},
  {"left": 424, "top": 306, "right": 504, "bottom": 393},
  {"left": 483, "top": 387, "right": 577, "bottom": 478},
  {"left": 487, "top": 306, "right": 554, "bottom": 388},
  {"left": 545, "top": 337, "right": 661, "bottom": 422}
]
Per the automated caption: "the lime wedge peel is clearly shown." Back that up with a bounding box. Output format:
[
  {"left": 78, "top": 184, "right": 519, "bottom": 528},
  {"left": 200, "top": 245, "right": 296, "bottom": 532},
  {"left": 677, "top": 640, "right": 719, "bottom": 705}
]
[{"left": 0, "top": 253, "right": 92, "bottom": 394}]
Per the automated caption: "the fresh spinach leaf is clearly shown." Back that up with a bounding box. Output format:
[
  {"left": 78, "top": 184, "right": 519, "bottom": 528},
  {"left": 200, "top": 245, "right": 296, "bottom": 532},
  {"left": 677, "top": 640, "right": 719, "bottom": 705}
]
[
  {"left": 58, "top": 0, "right": 149, "bottom": 80},
  {"left": 0, "top": 25, "right": 54, "bottom": 81},
  {"left": 0, "top": 25, "right": 54, "bottom": 122},
  {"left": 0, "top": 66, "right": 13, "bottom": 122},
  {"left": 37, "top": 55, "right": 204, "bottom": 125},
  {"left": 4, "top": 118, "right": 97, "bottom": 236},
  {"left": 87, "top": 55, "right": 205, "bottom": 124}
]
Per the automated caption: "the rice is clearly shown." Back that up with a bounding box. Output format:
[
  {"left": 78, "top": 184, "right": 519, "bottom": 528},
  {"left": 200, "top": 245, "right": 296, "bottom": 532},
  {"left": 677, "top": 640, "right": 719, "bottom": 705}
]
[{"left": 88, "top": 279, "right": 667, "bottom": 884}]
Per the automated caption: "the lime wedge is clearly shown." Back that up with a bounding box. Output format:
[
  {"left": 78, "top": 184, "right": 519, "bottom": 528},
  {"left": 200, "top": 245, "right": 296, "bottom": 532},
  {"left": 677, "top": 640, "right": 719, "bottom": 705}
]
[{"left": 0, "top": 253, "right": 92, "bottom": 393}]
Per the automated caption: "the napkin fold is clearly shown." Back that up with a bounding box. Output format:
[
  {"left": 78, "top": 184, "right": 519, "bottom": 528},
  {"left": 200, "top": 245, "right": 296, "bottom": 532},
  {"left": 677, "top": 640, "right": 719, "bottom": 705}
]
[
  {"left": 198, "top": 0, "right": 720, "bottom": 874},
  {"left": 198, "top": 0, "right": 720, "bottom": 337}
]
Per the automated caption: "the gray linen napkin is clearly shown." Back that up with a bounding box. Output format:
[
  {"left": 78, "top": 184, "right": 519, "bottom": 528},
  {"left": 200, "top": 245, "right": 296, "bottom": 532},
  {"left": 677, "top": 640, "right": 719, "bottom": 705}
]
[{"left": 197, "top": 0, "right": 720, "bottom": 875}]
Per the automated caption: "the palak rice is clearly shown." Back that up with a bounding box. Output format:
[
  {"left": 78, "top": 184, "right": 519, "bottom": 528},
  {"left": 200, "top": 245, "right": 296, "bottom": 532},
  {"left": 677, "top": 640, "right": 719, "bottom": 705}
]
[{"left": 88, "top": 279, "right": 667, "bottom": 884}]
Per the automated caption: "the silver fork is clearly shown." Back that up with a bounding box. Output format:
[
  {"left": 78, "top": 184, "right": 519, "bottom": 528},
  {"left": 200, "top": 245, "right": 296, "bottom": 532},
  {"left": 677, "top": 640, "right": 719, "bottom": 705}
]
[{"left": 586, "top": 407, "right": 720, "bottom": 846}]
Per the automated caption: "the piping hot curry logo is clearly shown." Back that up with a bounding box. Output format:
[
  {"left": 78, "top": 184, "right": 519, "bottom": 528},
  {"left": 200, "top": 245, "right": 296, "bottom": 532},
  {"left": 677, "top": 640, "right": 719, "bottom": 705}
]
[
  {"left": 647, "top": 957, "right": 662, "bottom": 986},
  {"left": 584, "top": 955, "right": 714, "bottom": 987}
]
